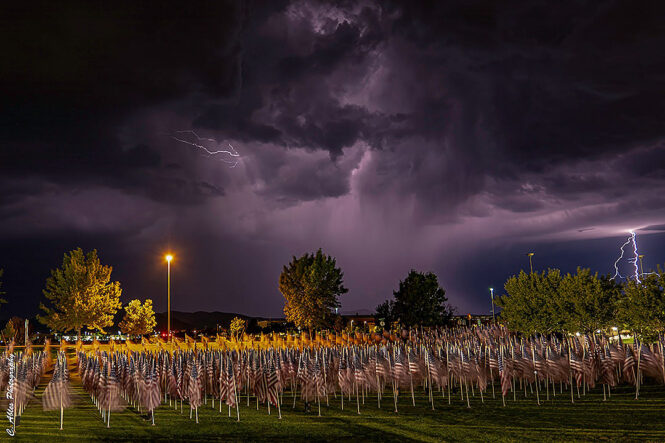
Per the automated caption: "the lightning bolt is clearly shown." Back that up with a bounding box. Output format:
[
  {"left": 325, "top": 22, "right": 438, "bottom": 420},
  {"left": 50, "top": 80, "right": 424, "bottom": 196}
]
[
  {"left": 613, "top": 230, "right": 641, "bottom": 283},
  {"left": 170, "top": 130, "right": 240, "bottom": 167},
  {"left": 629, "top": 231, "right": 640, "bottom": 283},
  {"left": 612, "top": 235, "right": 631, "bottom": 280}
]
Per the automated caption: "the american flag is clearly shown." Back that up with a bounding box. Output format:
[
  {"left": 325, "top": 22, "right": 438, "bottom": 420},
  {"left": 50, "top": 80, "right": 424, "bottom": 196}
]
[
  {"left": 188, "top": 362, "right": 202, "bottom": 409},
  {"left": 427, "top": 350, "right": 439, "bottom": 380},
  {"left": 498, "top": 350, "right": 511, "bottom": 397},
  {"left": 142, "top": 361, "right": 161, "bottom": 414},
  {"left": 408, "top": 349, "right": 420, "bottom": 376},
  {"left": 225, "top": 356, "right": 237, "bottom": 408},
  {"left": 353, "top": 354, "right": 366, "bottom": 386},
  {"left": 393, "top": 350, "right": 405, "bottom": 384},
  {"left": 266, "top": 361, "right": 280, "bottom": 407},
  {"left": 42, "top": 354, "right": 72, "bottom": 411}
]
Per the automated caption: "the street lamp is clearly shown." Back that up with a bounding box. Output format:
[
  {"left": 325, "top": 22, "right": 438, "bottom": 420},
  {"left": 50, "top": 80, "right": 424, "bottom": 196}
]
[
  {"left": 527, "top": 252, "right": 535, "bottom": 274},
  {"left": 165, "top": 254, "right": 173, "bottom": 341},
  {"left": 489, "top": 288, "right": 495, "bottom": 324}
]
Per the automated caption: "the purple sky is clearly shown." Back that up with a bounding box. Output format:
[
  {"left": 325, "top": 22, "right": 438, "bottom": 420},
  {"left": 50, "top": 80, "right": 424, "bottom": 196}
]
[{"left": 2, "top": 1, "right": 665, "bottom": 319}]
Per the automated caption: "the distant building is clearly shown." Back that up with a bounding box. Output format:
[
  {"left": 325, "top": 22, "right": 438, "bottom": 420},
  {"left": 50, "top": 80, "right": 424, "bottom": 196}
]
[
  {"left": 256, "top": 319, "right": 287, "bottom": 329},
  {"left": 343, "top": 314, "right": 375, "bottom": 329},
  {"left": 453, "top": 314, "right": 493, "bottom": 327}
]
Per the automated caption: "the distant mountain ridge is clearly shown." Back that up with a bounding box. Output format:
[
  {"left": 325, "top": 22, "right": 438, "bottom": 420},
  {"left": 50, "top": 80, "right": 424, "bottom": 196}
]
[
  {"left": 154, "top": 310, "right": 376, "bottom": 332},
  {"left": 154, "top": 310, "right": 275, "bottom": 332}
]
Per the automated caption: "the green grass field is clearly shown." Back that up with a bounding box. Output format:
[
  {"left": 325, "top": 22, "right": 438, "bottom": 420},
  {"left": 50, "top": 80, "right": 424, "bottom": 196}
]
[{"left": 4, "top": 371, "right": 665, "bottom": 442}]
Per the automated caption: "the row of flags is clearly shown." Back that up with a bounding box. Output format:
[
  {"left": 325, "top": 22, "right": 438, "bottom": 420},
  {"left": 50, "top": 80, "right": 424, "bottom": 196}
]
[
  {"left": 78, "top": 330, "right": 411, "bottom": 354},
  {"left": 68, "top": 325, "right": 665, "bottom": 426},
  {"left": 0, "top": 344, "right": 49, "bottom": 426},
  {"left": 2, "top": 325, "right": 665, "bottom": 430}
]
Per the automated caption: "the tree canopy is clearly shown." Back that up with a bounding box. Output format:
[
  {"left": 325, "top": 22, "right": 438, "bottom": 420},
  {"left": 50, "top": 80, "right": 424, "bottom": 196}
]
[
  {"left": 279, "top": 249, "right": 348, "bottom": 331},
  {"left": 390, "top": 270, "right": 454, "bottom": 328},
  {"left": 230, "top": 316, "right": 246, "bottom": 339},
  {"left": 496, "top": 269, "right": 563, "bottom": 334},
  {"left": 617, "top": 267, "right": 665, "bottom": 341},
  {"left": 38, "top": 248, "right": 122, "bottom": 338},
  {"left": 374, "top": 299, "right": 395, "bottom": 329},
  {"left": 496, "top": 266, "right": 664, "bottom": 336},
  {"left": 556, "top": 268, "right": 620, "bottom": 333},
  {"left": 1, "top": 319, "right": 16, "bottom": 343},
  {"left": 119, "top": 299, "right": 157, "bottom": 336}
]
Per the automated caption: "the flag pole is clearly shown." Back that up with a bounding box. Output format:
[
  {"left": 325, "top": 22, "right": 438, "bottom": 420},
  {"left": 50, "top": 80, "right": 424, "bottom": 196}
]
[{"left": 531, "top": 345, "right": 540, "bottom": 406}]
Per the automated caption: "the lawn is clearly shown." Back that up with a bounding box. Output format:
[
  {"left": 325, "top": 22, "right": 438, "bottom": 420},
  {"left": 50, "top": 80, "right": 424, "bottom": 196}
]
[{"left": 5, "top": 370, "right": 665, "bottom": 442}]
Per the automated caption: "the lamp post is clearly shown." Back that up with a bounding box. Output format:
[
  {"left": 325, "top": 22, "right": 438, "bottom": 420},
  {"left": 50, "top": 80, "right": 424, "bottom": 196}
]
[
  {"left": 490, "top": 287, "right": 495, "bottom": 324},
  {"left": 165, "top": 254, "right": 173, "bottom": 341},
  {"left": 527, "top": 252, "right": 535, "bottom": 274}
]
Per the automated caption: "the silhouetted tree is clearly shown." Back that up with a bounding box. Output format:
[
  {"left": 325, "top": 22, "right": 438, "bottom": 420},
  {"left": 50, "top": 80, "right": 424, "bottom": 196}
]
[
  {"left": 374, "top": 300, "right": 395, "bottom": 330},
  {"left": 392, "top": 270, "right": 454, "bottom": 327}
]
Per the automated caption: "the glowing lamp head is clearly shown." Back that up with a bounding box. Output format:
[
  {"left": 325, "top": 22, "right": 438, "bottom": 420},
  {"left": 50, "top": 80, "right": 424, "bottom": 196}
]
[{"left": 165, "top": 254, "right": 173, "bottom": 263}]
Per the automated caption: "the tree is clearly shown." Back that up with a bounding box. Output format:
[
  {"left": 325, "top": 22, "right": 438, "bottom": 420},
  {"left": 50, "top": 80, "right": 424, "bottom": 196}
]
[
  {"left": 38, "top": 248, "right": 122, "bottom": 339},
  {"left": 617, "top": 266, "right": 665, "bottom": 341},
  {"left": 333, "top": 315, "right": 346, "bottom": 333},
  {"left": 496, "top": 269, "right": 563, "bottom": 334},
  {"left": 1, "top": 319, "right": 16, "bottom": 343},
  {"left": 554, "top": 268, "right": 620, "bottom": 333},
  {"left": 5, "top": 317, "right": 31, "bottom": 344},
  {"left": 119, "top": 299, "right": 157, "bottom": 336},
  {"left": 229, "top": 317, "right": 246, "bottom": 340},
  {"left": 279, "top": 249, "right": 348, "bottom": 331},
  {"left": 374, "top": 300, "right": 395, "bottom": 330},
  {"left": 392, "top": 270, "right": 454, "bottom": 328}
]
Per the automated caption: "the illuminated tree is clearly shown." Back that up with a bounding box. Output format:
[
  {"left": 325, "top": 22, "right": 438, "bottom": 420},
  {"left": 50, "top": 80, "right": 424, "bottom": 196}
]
[
  {"left": 554, "top": 268, "right": 620, "bottom": 333},
  {"left": 229, "top": 316, "right": 246, "bottom": 340},
  {"left": 279, "top": 249, "right": 348, "bottom": 331},
  {"left": 1, "top": 319, "right": 16, "bottom": 343},
  {"left": 617, "top": 267, "right": 665, "bottom": 341},
  {"left": 5, "top": 316, "right": 30, "bottom": 344},
  {"left": 392, "top": 270, "right": 454, "bottom": 327},
  {"left": 119, "top": 299, "right": 157, "bottom": 336},
  {"left": 496, "top": 269, "right": 563, "bottom": 334},
  {"left": 38, "top": 248, "right": 122, "bottom": 339}
]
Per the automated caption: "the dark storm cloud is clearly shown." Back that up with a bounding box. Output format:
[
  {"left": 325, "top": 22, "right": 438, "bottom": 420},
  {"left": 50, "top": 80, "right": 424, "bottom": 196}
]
[
  {"left": 193, "top": 2, "right": 383, "bottom": 159},
  {"left": 2, "top": 2, "right": 244, "bottom": 106},
  {"left": 642, "top": 225, "right": 665, "bottom": 232},
  {"left": 5, "top": 1, "right": 665, "bottom": 208},
  {"left": 0, "top": 1, "right": 245, "bottom": 206},
  {"left": 360, "top": 0, "right": 665, "bottom": 210},
  {"left": 2, "top": 0, "right": 665, "bottom": 318}
]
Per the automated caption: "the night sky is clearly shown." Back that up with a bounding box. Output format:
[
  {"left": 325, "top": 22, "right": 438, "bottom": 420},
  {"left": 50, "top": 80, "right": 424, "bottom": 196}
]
[{"left": 2, "top": 1, "right": 665, "bottom": 320}]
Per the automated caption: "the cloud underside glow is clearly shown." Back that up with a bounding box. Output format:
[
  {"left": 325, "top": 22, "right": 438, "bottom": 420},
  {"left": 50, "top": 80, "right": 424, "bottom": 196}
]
[{"left": 1, "top": 1, "right": 665, "bottom": 315}]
